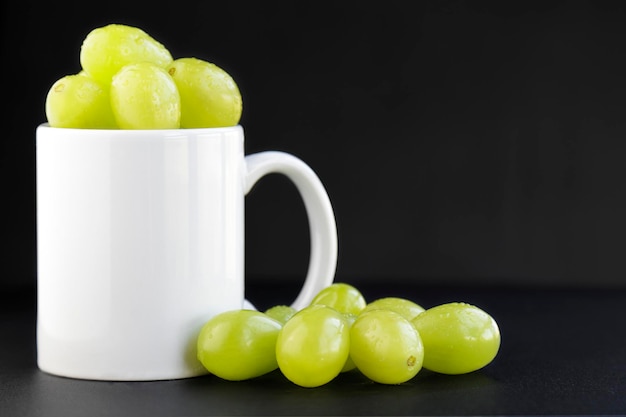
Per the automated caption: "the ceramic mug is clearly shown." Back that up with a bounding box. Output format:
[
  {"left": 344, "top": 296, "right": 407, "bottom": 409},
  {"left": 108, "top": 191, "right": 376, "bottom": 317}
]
[{"left": 35, "top": 124, "right": 337, "bottom": 381}]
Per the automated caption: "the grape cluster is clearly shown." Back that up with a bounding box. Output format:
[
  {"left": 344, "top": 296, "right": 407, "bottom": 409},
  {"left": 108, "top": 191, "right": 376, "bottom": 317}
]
[
  {"left": 45, "top": 24, "right": 242, "bottom": 129},
  {"left": 196, "top": 283, "right": 501, "bottom": 387}
]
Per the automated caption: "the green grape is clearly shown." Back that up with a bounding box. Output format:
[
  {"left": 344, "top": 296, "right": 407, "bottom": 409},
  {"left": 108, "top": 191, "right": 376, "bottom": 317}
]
[
  {"left": 276, "top": 304, "right": 349, "bottom": 387},
  {"left": 45, "top": 73, "right": 117, "bottom": 129},
  {"left": 196, "top": 309, "right": 282, "bottom": 381},
  {"left": 361, "top": 297, "right": 425, "bottom": 321},
  {"left": 340, "top": 313, "right": 357, "bottom": 372},
  {"left": 264, "top": 305, "right": 297, "bottom": 324},
  {"left": 411, "top": 302, "right": 501, "bottom": 375},
  {"left": 80, "top": 24, "right": 172, "bottom": 84},
  {"left": 167, "top": 57, "right": 242, "bottom": 128},
  {"left": 309, "top": 282, "right": 367, "bottom": 315},
  {"left": 350, "top": 309, "right": 424, "bottom": 384},
  {"left": 110, "top": 62, "right": 181, "bottom": 129}
]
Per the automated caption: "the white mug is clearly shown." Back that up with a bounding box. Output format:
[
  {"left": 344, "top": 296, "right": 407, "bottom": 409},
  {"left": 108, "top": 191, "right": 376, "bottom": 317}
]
[{"left": 35, "top": 124, "right": 337, "bottom": 381}]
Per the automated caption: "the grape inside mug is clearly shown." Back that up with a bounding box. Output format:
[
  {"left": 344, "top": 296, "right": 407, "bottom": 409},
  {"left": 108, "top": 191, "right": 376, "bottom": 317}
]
[{"left": 35, "top": 124, "right": 337, "bottom": 381}]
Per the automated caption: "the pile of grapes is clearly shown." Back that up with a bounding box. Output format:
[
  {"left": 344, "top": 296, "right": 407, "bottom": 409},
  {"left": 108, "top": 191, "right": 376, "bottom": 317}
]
[
  {"left": 45, "top": 24, "right": 242, "bottom": 129},
  {"left": 197, "top": 283, "right": 501, "bottom": 387}
]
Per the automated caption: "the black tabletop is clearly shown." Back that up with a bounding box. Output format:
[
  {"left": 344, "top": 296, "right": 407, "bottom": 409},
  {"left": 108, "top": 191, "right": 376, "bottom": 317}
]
[{"left": 2, "top": 281, "right": 625, "bottom": 416}]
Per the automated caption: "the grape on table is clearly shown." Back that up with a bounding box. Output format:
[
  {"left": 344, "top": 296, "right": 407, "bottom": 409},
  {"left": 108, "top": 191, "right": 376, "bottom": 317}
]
[{"left": 411, "top": 302, "right": 501, "bottom": 375}]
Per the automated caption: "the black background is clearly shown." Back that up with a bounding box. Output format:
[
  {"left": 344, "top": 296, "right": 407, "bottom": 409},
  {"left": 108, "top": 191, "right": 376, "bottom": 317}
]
[{"left": 3, "top": 0, "right": 626, "bottom": 295}]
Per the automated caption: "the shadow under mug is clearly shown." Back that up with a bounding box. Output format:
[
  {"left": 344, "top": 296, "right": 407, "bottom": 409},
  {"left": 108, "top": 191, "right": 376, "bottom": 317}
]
[{"left": 35, "top": 124, "right": 337, "bottom": 381}]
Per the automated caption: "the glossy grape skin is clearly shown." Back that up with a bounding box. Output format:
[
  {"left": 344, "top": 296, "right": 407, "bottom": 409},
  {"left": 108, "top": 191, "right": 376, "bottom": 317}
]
[
  {"left": 167, "top": 57, "right": 242, "bottom": 128},
  {"left": 310, "top": 282, "right": 367, "bottom": 315},
  {"left": 110, "top": 62, "right": 181, "bottom": 129},
  {"left": 80, "top": 24, "right": 172, "bottom": 84},
  {"left": 411, "top": 302, "right": 501, "bottom": 375},
  {"left": 275, "top": 305, "right": 349, "bottom": 387},
  {"left": 45, "top": 74, "right": 117, "bottom": 129},
  {"left": 264, "top": 305, "right": 297, "bottom": 324},
  {"left": 340, "top": 313, "right": 357, "bottom": 372},
  {"left": 196, "top": 309, "right": 282, "bottom": 381},
  {"left": 350, "top": 309, "right": 424, "bottom": 384},
  {"left": 361, "top": 297, "right": 425, "bottom": 321}
]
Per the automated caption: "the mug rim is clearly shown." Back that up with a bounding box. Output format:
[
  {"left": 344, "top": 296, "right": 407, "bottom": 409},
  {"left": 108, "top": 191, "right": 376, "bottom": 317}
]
[{"left": 37, "top": 122, "right": 243, "bottom": 134}]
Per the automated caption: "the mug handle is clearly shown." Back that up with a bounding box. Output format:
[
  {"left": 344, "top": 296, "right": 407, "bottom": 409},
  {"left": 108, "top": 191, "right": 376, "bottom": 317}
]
[{"left": 244, "top": 151, "right": 338, "bottom": 310}]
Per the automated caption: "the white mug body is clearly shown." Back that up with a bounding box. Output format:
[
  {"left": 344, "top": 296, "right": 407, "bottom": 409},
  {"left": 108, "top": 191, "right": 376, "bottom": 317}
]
[
  {"left": 36, "top": 124, "right": 338, "bottom": 381},
  {"left": 36, "top": 126, "right": 246, "bottom": 380}
]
